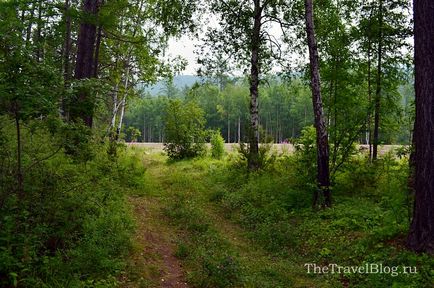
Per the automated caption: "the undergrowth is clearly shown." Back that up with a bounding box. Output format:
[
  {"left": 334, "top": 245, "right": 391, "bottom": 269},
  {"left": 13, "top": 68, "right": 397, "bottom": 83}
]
[
  {"left": 0, "top": 117, "right": 145, "bottom": 287},
  {"left": 150, "top": 147, "right": 433, "bottom": 288}
]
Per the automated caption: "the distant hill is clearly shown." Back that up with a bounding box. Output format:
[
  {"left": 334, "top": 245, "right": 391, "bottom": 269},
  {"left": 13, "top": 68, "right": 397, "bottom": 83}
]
[{"left": 140, "top": 75, "right": 205, "bottom": 96}]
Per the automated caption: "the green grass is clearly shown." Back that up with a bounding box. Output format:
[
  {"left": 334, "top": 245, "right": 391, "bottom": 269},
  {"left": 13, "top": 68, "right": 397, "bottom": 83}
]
[{"left": 135, "top": 148, "right": 433, "bottom": 288}]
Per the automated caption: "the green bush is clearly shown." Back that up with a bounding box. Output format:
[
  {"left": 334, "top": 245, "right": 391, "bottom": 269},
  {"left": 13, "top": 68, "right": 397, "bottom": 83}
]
[
  {"left": 292, "top": 125, "right": 317, "bottom": 184},
  {"left": 237, "top": 142, "right": 276, "bottom": 170},
  {"left": 163, "top": 100, "right": 206, "bottom": 160},
  {"left": 126, "top": 126, "right": 141, "bottom": 142},
  {"left": 0, "top": 117, "right": 137, "bottom": 287},
  {"left": 210, "top": 131, "right": 225, "bottom": 159}
]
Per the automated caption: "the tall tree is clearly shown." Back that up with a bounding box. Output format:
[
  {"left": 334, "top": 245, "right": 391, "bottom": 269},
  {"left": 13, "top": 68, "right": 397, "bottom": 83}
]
[
  {"left": 70, "top": 0, "right": 100, "bottom": 127},
  {"left": 199, "top": 0, "right": 287, "bottom": 170},
  {"left": 304, "top": 0, "right": 331, "bottom": 207},
  {"left": 372, "top": 0, "right": 383, "bottom": 161},
  {"left": 357, "top": 0, "right": 411, "bottom": 160},
  {"left": 407, "top": 0, "right": 434, "bottom": 254},
  {"left": 247, "top": 0, "right": 262, "bottom": 169}
]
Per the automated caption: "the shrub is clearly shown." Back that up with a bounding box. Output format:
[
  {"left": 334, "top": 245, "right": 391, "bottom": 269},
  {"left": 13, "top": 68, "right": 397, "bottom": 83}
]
[
  {"left": 126, "top": 126, "right": 141, "bottom": 142},
  {"left": 163, "top": 100, "right": 206, "bottom": 160},
  {"left": 210, "top": 131, "right": 225, "bottom": 159},
  {"left": 237, "top": 142, "right": 276, "bottom": 170},
  {"left": 0, "top": 117, "right": 136, "bottom": 287},
  {"left": 292, "top": 125, "right": 317, "bottom": 184}
]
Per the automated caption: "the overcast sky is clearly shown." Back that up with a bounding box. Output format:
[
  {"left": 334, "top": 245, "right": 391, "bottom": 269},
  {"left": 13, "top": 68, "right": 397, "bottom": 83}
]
[{"left": 167, "top": 35, "right": 199, "bottom": 75}]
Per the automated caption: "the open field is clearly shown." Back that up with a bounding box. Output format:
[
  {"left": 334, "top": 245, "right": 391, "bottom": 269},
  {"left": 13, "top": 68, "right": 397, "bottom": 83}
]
[{"left": 127, "top": 142, "right": 403, "bottom": 155}]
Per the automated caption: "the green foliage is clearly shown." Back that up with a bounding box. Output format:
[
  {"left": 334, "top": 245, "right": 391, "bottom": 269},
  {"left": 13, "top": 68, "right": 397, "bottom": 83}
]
[
  {"left": 236, "top": 142, "right": 277, "bottom": 171},
  {"left": 213, "top": 152, "right": 431, "bottom": 288},
  {"left": 164, "top": 99, "right": 206, "bottom": 160},
  {"left": 126, "top": 126, "right": 141, "bottom": 142},
  {"left": 292, "top": 125, "right": 317, "bottom": 186},
  {"left": 164, "top": 192, "right": 242, "bottom": 288},
  {"left": 0, "top": 117, "right": 143, "bottom": 287},
  {"left": 210, "top": 131, "right": 225, "bottom": 159}
]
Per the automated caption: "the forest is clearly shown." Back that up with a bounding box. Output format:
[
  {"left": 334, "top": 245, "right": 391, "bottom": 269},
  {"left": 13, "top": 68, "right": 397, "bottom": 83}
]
[{"left": 0, "top": 0, "right": 433, "bottom": 287}]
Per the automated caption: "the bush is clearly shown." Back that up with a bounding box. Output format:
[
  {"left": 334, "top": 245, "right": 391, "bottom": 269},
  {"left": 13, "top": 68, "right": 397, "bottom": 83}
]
[
  {"left": 236, "top": 142, "right": 276, "bottom": 170},
  {"left": 210, "top": 131, "right": 225, "bottom": 159},
  {"left": 0, "top": 117, "right": 137, "bottom": 287},
  {"left": 126, "top": 126, "right": 141, "bottom": 142},
  {"left": 163, "top": 100, "right": 206, "bottom": 160},
  {"left": 292, "top": 125, "right": 317, "bottom": 184}
]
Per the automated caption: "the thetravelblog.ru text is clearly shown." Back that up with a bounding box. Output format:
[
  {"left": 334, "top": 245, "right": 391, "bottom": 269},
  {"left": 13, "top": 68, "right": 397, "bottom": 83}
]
[{"left": 304, "top": 263, "right": 417, "bottom": 277}]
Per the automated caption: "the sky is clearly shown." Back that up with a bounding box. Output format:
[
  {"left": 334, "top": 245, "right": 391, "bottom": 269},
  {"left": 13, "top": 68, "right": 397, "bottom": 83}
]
[{"left": 167, "top": 35, "right": 199, "bottom": 75}]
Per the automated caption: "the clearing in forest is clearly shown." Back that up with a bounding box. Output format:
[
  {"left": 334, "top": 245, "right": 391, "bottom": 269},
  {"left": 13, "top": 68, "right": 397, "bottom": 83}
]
[{"left": 120, "top": 150, "right": 432, "bottom": 288}]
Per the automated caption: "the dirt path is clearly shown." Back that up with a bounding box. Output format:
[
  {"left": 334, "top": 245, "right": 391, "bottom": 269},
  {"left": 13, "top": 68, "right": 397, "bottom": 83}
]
[
  {"left": 121, "top": 155, "right": 321, "bottom": 287},
  {"left": 120, "top": 162, "right": 189, "bottom": 288}
]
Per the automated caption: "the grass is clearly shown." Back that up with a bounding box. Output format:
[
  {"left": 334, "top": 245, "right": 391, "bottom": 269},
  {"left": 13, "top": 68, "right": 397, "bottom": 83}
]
[{"left": 127, "top": 145, "right": 434, "bottom": 288}]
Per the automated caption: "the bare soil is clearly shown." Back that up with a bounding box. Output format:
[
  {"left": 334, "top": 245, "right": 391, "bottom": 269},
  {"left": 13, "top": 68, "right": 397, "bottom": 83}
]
[{"left": 120, "top": 196, "right": 188, "bottom": 288}]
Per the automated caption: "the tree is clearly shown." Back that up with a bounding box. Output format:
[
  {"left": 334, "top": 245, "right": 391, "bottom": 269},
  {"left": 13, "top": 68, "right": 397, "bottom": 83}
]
[
  {"left": 356, "top": 0, "right": 412, "bottom": 160},
  {"left": 199, "top": 0, "right": 287, "bottom": 170},
  {"left": 0, "top": 1, "right": 61, "bottom": 196},
  {"left": 304, "top": 0, "right": 331, "bottom": 207},
  {"left": 70, "top": 0, "right": 100, "bottom": 127},
  {"left": 407, "top": 0, "right": 434, "bottom": 254},
  {"left": 163, "top": 100, "right": 206, "bottom": 159}
]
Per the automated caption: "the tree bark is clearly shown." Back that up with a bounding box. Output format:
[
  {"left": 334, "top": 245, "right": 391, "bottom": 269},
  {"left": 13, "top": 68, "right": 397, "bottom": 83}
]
[
  {"left": 62, "top": 0, "right": 72, "bottom": 117},
  {"left": 71, "top": 0, "right": 99, "bottom": 127},
  {"left": 14, "top": 105, "right": 23, "bottom": 198},
  {"left": 227, "top": 117, "right": 230, "bottom": 143},
  {"left": 372, "top": 0, "right": 383, "bottom": 161},
  {"left": 116, "top": 66, "right": 130, "bottom": 139},
  {"left": 407, "top": 0, "right": 434, "bottom": 254},
  {"left": 238, "top": 116, "right": 241, "bottom": 143},
  {"left": 25, "top": 4, "right": 35, "bottom": 46},
  {"left": 248, "top": 0, "right": 262, "bottom": 170},
  {"left": 35, "top": 0, "right": 43, "bottom": 62},
  {"left": 304, "top": 0, "right": 331, "bottom": 207},
  {"left": 367, "top": 37, "right": 373, "bottom": 159}
]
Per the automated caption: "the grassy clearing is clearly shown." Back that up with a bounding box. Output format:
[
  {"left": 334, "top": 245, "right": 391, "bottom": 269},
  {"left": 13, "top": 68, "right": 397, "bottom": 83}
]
[{"left": 128, "top": 145, "right": 433, "bottom": 288}]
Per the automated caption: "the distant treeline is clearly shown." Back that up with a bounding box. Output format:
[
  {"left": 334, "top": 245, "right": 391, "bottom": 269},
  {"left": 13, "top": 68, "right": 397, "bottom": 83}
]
[{"left": 124, "top": 75, "right": 414, "bottom": 145}]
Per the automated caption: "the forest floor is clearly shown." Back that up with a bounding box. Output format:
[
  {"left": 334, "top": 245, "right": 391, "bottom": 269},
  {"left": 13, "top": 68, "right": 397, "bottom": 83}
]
[
  {"left": 120, "top": 155, "right": 190, "bottom": 288},
  {"left": 119, "top": 148, "right": 431, "bottom": 288},
  {"left": 120, "top": 152, "right": 327, "bottom": 288}
]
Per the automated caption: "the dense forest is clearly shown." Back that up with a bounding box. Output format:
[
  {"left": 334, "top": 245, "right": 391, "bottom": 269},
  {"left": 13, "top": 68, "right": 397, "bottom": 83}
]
[
  {"left": 125, "top": 75, "right": 414, "bottom": 146},
  {"left": 0, "top": 0, "right": 433, "bottom": 287}
]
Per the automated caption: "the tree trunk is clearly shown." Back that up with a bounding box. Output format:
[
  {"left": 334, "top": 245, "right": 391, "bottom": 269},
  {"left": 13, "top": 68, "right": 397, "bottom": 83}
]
[
  {"left": 35, "top": 0, "right": 43, "bottom": 62},
  {"left": 62, "top": 0, "right": 72, "bottom": 117},
  {"left": 71, "top": 0, "right": 99, "bottom": 127},
  {"left": 367, "top": 37, "right": 373, "bottom": 159},
  {"left": 116, "top": 66, "right": 130, "bottom": 139},
  {"left": 227, "top": 116, "right": 230, "bottom": 143},
  {"left": 304, "top": 0, "right": 331, "bottom": 207},
  {"left": 407, "top": 0, "right": 434, "bottom": 254},
  {"left": 93, "top": 25, "right": 103, "bottom": 78},
  {"left": 248, "top": 0, "right": 262, "bottom": 170},
  {"left": 238, "top": 116, "right": 241, "bottom": 143},
  {"left": 372, "top": 0, "right": 383, "bottom": 161},
  {"left": 14, "top": 106, "right": 23, "bottom": 198},
  {"left": 143, "top": 119, "right": 146, "bottom": 142},
  {"left": 25, "top": 4, "right": 35, "bottom": 46}
]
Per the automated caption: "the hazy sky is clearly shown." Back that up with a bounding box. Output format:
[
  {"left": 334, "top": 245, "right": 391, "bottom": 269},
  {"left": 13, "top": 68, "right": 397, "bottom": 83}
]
[{"left": 167, "top": 35, "right": 199, "bottom": 75}]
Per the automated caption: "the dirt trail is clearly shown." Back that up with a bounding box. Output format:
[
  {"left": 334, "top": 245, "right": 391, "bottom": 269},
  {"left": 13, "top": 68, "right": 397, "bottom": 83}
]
[
  {"left": 129, "top": 196, "right": 188, "bottom": 288},
  {"left": 121, "top": 161, "right": 189, "bottom": 288}
]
